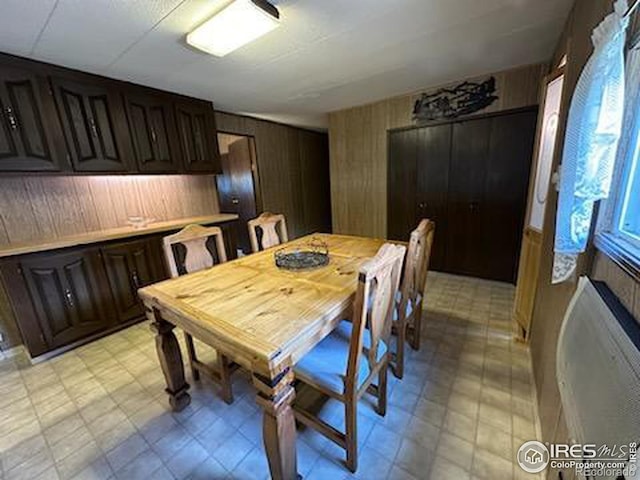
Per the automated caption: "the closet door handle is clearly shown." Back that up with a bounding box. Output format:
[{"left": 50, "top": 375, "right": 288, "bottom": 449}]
[
  {"left": 89, "top": 118, "right": 99, "bottom": 138},
  {"left": 64, "top": 289, "right": 74, "bottom": 307},
  {"left": 5, "top": 106, "right": 18, "bottom": 130},
  {"left": 132, "top": 271, "right": 140, "bottom": 289}
]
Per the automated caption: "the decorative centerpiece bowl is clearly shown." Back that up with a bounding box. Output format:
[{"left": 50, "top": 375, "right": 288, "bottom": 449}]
[{"left": 274, "top": 237, "right": 329, "bottom": 270}]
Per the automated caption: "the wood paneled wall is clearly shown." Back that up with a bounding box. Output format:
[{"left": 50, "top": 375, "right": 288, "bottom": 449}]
[
  {"left": 215, "top": 111, "right": 331, "bottom": 238},
  {"left": 528, "top": 0, "right": 640, "bottom": 462},
  {"left": 328, "top": 63, "right": 547, "bottom": 238},
  {"left": 0, "top": 175, "right": 220, "bottom": 246}
]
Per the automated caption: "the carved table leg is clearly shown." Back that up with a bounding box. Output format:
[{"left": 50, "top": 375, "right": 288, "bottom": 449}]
[
  {"left": 149, "top": 308, "right": 191, "bottom": 412},
  {"left": 253, "top": 367, "right": 299, "bottom": 480}
]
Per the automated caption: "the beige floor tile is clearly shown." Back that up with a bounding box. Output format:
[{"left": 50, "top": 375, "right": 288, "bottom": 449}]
[
  {"left": 430, "top": 456, "right": 471, "bottom": 480},
  {"left": 475, "top": 421, "right": 513, "bottom": 462},
  {"left": 472, "top": 448, "right": 514, "bottom": 479},
  {"left": 436, "top": 431, "right": 474, "bottom": 471}
]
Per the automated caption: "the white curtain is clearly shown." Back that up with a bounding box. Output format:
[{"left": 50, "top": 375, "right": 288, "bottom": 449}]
[{"left": 552, "top": 0, "right": 629, "bottom": 283}]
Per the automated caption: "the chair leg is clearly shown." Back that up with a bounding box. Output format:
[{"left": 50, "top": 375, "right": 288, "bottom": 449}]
[
  {"left": 393, "top": 321, "right": 406, "bottom": 379},
  {"left": 345, "top": 397, "right": 358, "bottom": 473},
  {"left": 184, "top": 333, "right": 200, "bottom": 381},
  {"left": 409, "top": 308, "right": 423, "bottom": 350},
  {"left": 376, "top": 361, "right": 388, "bottom": 417},
  {"left": 217, "top": 354, "right": 234, "bottom": 405}
]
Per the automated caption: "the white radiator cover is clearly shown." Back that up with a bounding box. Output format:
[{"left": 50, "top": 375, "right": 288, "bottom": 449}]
[{"left": 557, "top": 277, "right": 640, "bottom": 478}]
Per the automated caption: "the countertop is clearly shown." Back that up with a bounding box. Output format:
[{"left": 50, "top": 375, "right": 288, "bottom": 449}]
[{"left": 0, "top": 214, "right": 239, "bottom": 258}]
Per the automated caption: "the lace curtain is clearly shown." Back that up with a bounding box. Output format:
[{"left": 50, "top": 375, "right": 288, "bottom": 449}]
[{"left": 552, "top": 0, "right": 629, "bottom": 283}]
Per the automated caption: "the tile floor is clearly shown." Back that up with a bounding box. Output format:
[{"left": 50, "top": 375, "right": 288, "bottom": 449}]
[{"left": 0, "top": 272, "right": 541, "bottom": 480}]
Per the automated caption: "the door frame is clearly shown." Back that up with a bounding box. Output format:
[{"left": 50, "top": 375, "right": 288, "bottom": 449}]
[{"left": 216, "top": 130, "right": 263, "bottom": 215}]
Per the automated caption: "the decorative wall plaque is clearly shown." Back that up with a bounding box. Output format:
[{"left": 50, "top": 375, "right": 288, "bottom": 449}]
[{"left": 412, "top": 76, "right": 498, "bottom": 122}]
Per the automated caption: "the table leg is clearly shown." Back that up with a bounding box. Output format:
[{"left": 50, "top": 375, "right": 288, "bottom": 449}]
[
  {"left": 149, "top": 309, "right": 191, "bottom": 412},
  {"left": 253, "top": 368, "right": 299, "bottom": 480}
]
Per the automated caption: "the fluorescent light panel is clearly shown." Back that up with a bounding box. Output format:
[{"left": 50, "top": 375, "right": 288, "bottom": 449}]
[{"left": 187, "top": 0, "right": 280, "bottom": 57}]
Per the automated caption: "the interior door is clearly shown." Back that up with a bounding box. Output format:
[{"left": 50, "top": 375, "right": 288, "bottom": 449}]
[
  {"left": 52, "top": 77, "right": 133, "bottom": 172},
  {"left": 445, "top": 117, "right": 491, "bottom": 278},
  {"left": 125, "top": 93, "right": 181, "bottom": 172},
  {"left": 482, "top": 110, "right": 537, "bottom": 282},
  {"left": 0, "top": 66, "right": 67, "bottom": 171},
  {"left": 21, "top": 251, "right": 108, "bottom": 350},
  {"left": 102, "top": 238, "right": 164, "bottom": 323},
  {"left": 387, "top": 128, "right": 418, "bottom": 241},
  {"left": 416, "top": 124, "right": 451, "bottom": 270},
  {"left": 218, "top": 137, "right": 257, "bottom": 253},
  {"left": 175, "top": 100, "right": 221, "bottom": 173}
]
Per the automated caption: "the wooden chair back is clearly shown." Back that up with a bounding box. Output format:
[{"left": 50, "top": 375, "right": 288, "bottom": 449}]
[
  {"left": 398, "top": 219, "right": 435, "bottom": 319},
  {"left": 346, "top": 243, "right": 406, "bottom": 391},
  {"left": 248, "top": 212, "right": 288, "bottom": 252},
  {"left": 163, "top": 224, "right": 227, "bottom": 278}
]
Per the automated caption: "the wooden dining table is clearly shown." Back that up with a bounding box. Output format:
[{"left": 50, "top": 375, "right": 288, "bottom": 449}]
[{"left": 138, "top": 233, "right": 388, "bottom": 480}]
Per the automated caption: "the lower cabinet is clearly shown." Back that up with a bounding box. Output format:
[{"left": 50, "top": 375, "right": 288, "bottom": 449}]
[
  {"left": 20, "top": 249, "right": 113, "bottom": 352},
  {"left": 101, "top": 238, "right": 166, "bottom": 324},
  {"left": 1, "top": 222, "right": 236, "bottom": 358}
]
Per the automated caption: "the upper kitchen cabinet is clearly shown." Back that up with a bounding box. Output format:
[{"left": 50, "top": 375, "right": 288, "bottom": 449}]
[
  {"left": 175, "top": 99, "right": 221, "bottom": 173},
  {"left": 124, "top": 91, "right": 182, "bottom": 173},
  {"left": 51, "top": 76, "right": 134, "bottom": 172},
  {"left": 0, "top": 65, "right": 69, "bottom": 172}
]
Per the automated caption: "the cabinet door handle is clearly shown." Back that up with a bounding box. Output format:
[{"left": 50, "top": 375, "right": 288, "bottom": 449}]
[
  {"left": 89, "top": 118, "right": 99, "bottom": 138},
  {"left": 150, "top": 127, "right": 157, "bottom": 144},
  {"left": 418, "top": 202, "right": 426, "bottom": 209},
  {"left": 64, "top": 289, "right": 74, "bottom": 307},
  {"left": 132, "top": 271, "right": 140, "bottom": 288},
  {"left": 5, "top": 106, "right": 18, "bottom": 130},
  {"left": 232, "top": 198, "right": 239, "bottom": 205}
]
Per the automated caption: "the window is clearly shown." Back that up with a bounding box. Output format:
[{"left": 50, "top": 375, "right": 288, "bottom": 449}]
[
  {"left": 615, "top": 130, "right": 640, "bottom": 252},
  {"left": 596, "top": 47, "right": 640, "bottom": 275}
]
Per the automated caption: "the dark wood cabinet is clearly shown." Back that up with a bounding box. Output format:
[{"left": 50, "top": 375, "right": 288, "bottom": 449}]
[
  {"left": 52, "top": 77, "right": 134, "bottom": 172},
  {"left": 125, "top": 92, "right": 182, "bottom": 172},
  {"left": 0, "top": 65, "right": 68, "bottom": 171},
  {"left": 388, "top": 108, "right": 537, "bottom": 283},
  {"left": 19, "top": 249, "right": 112, "bottom": 354},
  {"left": 175, "top": 100, "right": 221, "bottom": 173},
  {"left": 101, "top": 237, "right": 166, "bottom": 323},
  {"left": 0, "top": 53, "right": 221, "bottom": 175}
]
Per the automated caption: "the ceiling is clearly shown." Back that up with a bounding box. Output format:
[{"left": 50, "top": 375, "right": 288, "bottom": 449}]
[{"left": 0, "top": 0, "right": 573, "bottom": 129}]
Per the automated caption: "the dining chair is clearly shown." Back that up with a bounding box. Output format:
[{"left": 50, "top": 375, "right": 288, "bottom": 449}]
[
  {"left": 247, "top": 212, "right": 288, "bottom": 252},
  {"left": 293, "top": 243, "right": 406, "bottom": 472},
  {"left": 392, "top": 219, "right": 435, "bottom": 378},
  {"left": 162, "top": 224, "right": 235, "bottom": 404}
]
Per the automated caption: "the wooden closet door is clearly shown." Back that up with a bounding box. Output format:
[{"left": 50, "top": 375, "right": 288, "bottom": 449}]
[
  {"left": 387, "top": 128, "right": 417, "bottom": 241},
  {"left": 445, "top": 117, "right": 491, "bottom": 278},
  {"left": 416, "top": 124, "right": 451, "bottom": 270},
  {"left": 481, "top": 110, "right": 537, "bottom": 282}
]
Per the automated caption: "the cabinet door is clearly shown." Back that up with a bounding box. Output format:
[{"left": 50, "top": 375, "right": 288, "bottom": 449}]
[
  {"left": 175, "top": 101, "right": 221, "bottom": 173},
  {"left": 21, "top": 250, "right": 109, "bottom": 350},
  {"left": 0, "top": 66, "right": 68, "bottom": 171},
  {"left": 52, "top": 77, "right": 133, "bottom": 172},
  {"left": 416, "top": 124, "right": 451, "bottom": 271},
  {"left": 125, "top": 93, "right": 182, "bottom": 172},
  {"left": 445, "top": 117, "right": 491, "bottom": 278},
  {"left": 101, "top": 238, "right": 165, "bottom": 323},
  {"left": 387, "top": 128, "right": 418, "bottom": 241}
]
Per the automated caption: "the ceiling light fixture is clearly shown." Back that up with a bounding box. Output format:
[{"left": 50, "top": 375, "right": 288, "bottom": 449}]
[{"left": 186, "top": 0, "right": 280, "bottom": 57}]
